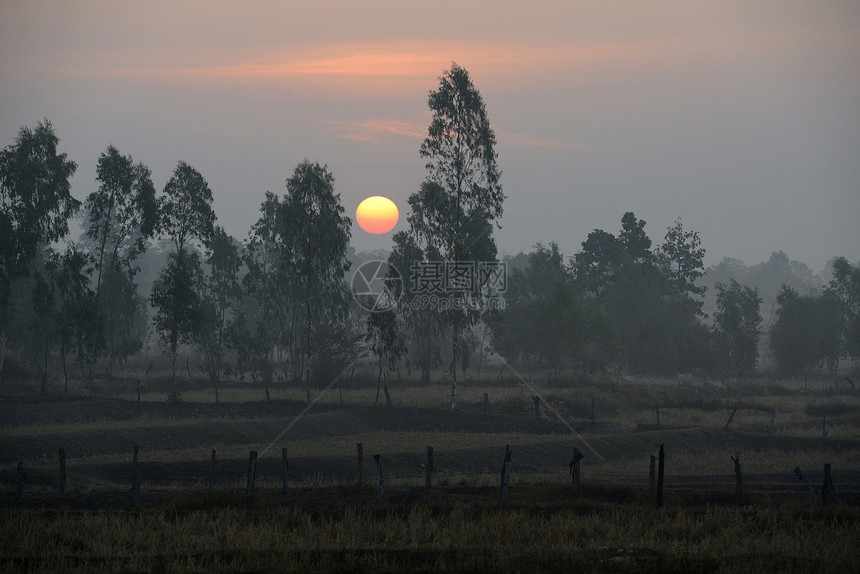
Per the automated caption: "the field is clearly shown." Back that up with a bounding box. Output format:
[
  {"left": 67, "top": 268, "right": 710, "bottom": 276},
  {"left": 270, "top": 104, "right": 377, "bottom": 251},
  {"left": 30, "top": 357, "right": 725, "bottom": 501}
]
[{"left": 1, "top": 371, "right": 859, "bottom": 573}]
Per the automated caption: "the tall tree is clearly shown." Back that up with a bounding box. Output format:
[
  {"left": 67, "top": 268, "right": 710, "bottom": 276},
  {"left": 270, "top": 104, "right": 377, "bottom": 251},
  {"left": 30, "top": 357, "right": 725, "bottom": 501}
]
[
  {"left": 197, "top": 227, "right": 242, "bottom": 403},
  {"left": 826, "top": 257, "right": 860, "bottom": 364},
  {"left": 661, "top": 217, "right": 707, "bottom": 316},
  {"left": 279, "top": 161, "right": 351, "bottom": 402},
  {"left": 387, "top": 230, "right": 444, "bottom": 384},
  {"left": 366, "top": 308, "right": 406, "bottom": 405},
  {"left": 239, "top": 192, "right": 287, "bottom": 385},
  {"left": 150, "top": 161, "right": 215, "bottom": 391},
  {"left": 713, "top": 279, "right": 763, "bottom": 375},
  {"left": 84, "top": 145, "right": 157, "bottom": 373},
  {"left": 0, "top": 120, "right": 79, "bottom": 383},
  {"left": 770, "top": 286, "right": 821, "bottom": 376},
  {"left": 415, "top": 63, "right": 504, "bottom": 410}
]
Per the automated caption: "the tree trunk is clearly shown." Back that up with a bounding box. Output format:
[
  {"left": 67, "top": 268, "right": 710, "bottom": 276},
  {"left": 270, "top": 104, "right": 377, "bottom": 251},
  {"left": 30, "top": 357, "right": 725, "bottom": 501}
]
[
  {"left": 375, "top": 359, "right": 382, "bottom": 406},
  {"left": 450, "top": 321, "right": 458, "bottom": 411}
]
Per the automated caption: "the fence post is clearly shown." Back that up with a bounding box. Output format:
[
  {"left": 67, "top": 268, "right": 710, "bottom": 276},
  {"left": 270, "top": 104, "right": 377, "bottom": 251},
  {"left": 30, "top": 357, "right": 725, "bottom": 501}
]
[
  {"left": 384, "top": 386, "right": 392, "bottom": 408},
  {"left": 723, "top": 406, "right": 737, "bottom": 430},
  {"left": 132, "top": 444, "right": 140, "bottom": 506},
  {"left": 822, "top": 463, "right": 837, "bottom": 506},
  {"left": 265, "top": 386, "right": 271, "bottom": 402},
  {"left": 15, "top": 462, "right": 25, "bottom": 507},
  {"left": 657, "top": 444, "right": 665, "bottom": 508},
  {"left": 533, "top": 396, "right": 541, "bottom": 419},
  {"left": 356, "top": 443, "right": 364, "bottom": 486},
  {"left": 209, "top": 450, "right": 216, "bottom": 489},
  {"left": 374, "top": 454, "right": 384, "bottom": 502},
  {"left": 731, "top": 451, "right": 743, "bottom": 498},
  {"left": 500, "top": 445, "right": 512, "bottom": 501},
  {"left": 288, "top": 447, "right": 290, "bottom": 494},
  {"left": 484, "top": 393, "right": 491, "bottom": 417},
  {"left": 58, "top": 448, "right": 66, "bottom": 493},
  {"left": 246, "top": 450, "right": 257, "bottom": 496},
  {"left": 425, "top": 446, "right": 434, "bottom": 489},
  {"left": 569, "top": 448, "right": 584, "bottom": 488},
  {"left": 649, "top": 455, "right": 656, "bottom": 494}
]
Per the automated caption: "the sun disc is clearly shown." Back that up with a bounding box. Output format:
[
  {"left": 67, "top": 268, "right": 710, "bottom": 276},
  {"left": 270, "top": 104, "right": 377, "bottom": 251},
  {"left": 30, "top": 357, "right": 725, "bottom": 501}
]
[{"left": 356, "top": 195, "right": 399, "bottom": 234}]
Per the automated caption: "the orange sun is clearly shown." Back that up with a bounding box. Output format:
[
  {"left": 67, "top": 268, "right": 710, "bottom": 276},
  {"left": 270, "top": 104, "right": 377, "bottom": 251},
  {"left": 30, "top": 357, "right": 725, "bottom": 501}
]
[{"left": 356, "top": 195, "right": 399, "bottom": 234}]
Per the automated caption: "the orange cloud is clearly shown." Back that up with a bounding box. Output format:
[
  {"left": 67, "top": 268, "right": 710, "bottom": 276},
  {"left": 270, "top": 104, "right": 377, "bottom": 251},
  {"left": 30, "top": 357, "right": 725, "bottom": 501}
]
[
  {"left": 64, "top": 40, "right": 609, "bottom": 93},
  {"left": 315, "top": 117, "right": 426, "bottom": 143}
]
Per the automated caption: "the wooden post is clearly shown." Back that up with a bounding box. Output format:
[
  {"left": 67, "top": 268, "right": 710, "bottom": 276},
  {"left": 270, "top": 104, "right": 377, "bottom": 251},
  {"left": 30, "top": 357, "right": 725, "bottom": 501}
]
[
  {"left": 384, "top": 386, "right": 392, "bottom": 407},
  {"left": 794, "top": 467, "right": 820, "bottom": 505},
  {"left": 425, "top": 446, "right": 434, "bottom": 489},
  {"left": 821, "top": 463, "right": 836, "bottom": 506},
  {"left": 483, "top": 393, "right": 491, "bottom": 417},
  {"left": 281, "top": 447, "right": 289, "bottom": 493},
  {"left": 265, "top": 386, "right": 271, "bottom": 402},
  {"left": 246, "top": 450, "right": 257, "bottom": 496},
  {"left": 723, "top": 405, "right": 737, "bottom": 430},
  {"left": 356, "top": 443, "right": 364, "bottom": 485},
  {"left": 15, "top": 462, "right": 25, "bottom": 507},
  {"left": 657, "top": 444, "right": 665, "bottom": 508},
  {"left": 569, "top": 448, "right": 584, "bottom": 488},
  {"left": 649, "top": 455, "right": 656, "bottom": 494},
  {"left": 374, "top": 454, "right": 384, "bottom": 502},
  {"left": 500, "top": 445, "right": 512, "bottom": 501},
  {"left": 137, "top": 379, "right": 141, "bottom": 402},
  {"left": 209, "top": 450, "right": 216, "bottom": 490},
  {"left": 132, "top": 444, "right": 140, "bottom": 506},
  {"left": 730, "top": 451, "right": 743, "bottom": 498},
  {"left": 655, "top": 404, "right": 661, "bottom": 426},
  {"left": 533, "top": 396, "right": 541, "bottom": 419},
  {"left": 58, "top": 448, "right": 66, "bottom": 493}
]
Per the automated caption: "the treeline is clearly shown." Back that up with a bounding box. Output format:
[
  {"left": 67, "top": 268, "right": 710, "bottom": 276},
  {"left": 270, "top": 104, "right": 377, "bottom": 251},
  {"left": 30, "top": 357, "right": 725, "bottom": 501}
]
[{"left": 2, "top": 65, "right": 858, "bottom": 403}]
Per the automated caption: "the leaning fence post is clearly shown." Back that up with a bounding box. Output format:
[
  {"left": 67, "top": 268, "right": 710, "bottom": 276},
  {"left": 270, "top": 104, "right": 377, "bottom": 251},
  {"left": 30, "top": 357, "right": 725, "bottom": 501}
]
[
  {"left": 822, "top": 463, "right": 837, "bottom": 506},
  {"left": 384, "top": 386, "right": 392, "bottom": 408},
  {"left": 569, "top": 448, "right": 584, "bottom": 488},
  {"left": 484, "top": 393, "right": 491, "bottom": 417},
  {"left": 209, "top": 450, "right": 216, "bottom": 490},
  {"left": 58, "top": 448, "right": 67, "bottom": 493},
  {"left": 15, "top": 462, "right": 25, "bottom": 507},
  {"left": 731, "top": 451, "right": 743, "bottom": 498},
  {"left": 425, "top": 446, "right": 434, "bottom": 489},
  {"left": 657, "top": 444, "right": 665, "bottom": 508},
  {"left": 500, "top": 445, "right": 512, "bottom": 501},
  {"left": 282, "top": 447, "right": 289, "bottom": 493},
  {"left": 246, "top": 450, "right": 257, "bottom": 496},
  {"left": 132, "top": 444, "right": 140, "bottom": 506},
  {"left": 357, "top": 443, "right": 364, "bottom": 486},
  {"left": 374, "top": 454, "right": 384, "bottom": 502}
]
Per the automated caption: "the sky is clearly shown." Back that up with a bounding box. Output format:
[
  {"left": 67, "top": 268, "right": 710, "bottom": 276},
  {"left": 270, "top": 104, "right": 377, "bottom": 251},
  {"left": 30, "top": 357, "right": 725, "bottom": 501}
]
[{"left": 1, "top": 0, "right": 858, "bottom": 273}]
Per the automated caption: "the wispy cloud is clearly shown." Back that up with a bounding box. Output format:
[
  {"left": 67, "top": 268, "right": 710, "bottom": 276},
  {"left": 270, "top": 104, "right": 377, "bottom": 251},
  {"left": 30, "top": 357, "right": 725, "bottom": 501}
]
[{"left": 315, "top": 117, "right": 426, "bottom": 143}]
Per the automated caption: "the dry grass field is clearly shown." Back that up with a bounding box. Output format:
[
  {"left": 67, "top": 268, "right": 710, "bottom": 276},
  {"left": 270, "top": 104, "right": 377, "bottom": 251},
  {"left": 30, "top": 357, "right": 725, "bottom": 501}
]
[{"left": 1, "top": 371, "right": 858, "bottom": 573}]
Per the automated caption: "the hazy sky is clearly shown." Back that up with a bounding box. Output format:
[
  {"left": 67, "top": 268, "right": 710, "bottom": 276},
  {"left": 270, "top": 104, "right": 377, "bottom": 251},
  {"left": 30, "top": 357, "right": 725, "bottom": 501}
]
[{"left": 2, "top": 0, "right": 858, "bottom": 272}]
